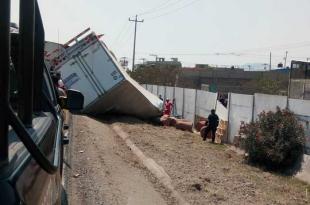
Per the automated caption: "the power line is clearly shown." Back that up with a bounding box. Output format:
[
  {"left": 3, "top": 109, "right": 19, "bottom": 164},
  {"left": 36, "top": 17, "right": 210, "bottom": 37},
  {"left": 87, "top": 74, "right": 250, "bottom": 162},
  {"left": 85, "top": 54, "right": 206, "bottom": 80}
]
[
  {"left": 135, "top": 39, "right": 310, "bottom": 58},
  {"left": 136, "top": 51, "right": 309, "bottom": 60},
  {"left": 137, "top": 0, "right": 177, "bottom": 16},
  {"left": 136, "top": 51, "right": 266, "bottom": 57},
  {"left": 235, "top": 41, "right": 310, "bottom": 53},
  {"left": 111, "top": 22, "right": 131, "bottom": 47},
  {"left": 144, "top": 0, "right": 203, "bottom": 20},
  {"left": 113, "top": 23, "right": 132, "bottom": 49},
  {"left": 118, "top": 29, "right": 134, "bottom": 52}
]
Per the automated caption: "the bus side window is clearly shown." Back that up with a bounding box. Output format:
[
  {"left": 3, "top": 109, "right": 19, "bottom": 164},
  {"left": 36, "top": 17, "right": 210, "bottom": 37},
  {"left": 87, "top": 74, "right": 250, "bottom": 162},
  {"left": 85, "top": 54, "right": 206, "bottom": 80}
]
[{"left": 9, "top": 33, "right": 19, "bottom": 111}]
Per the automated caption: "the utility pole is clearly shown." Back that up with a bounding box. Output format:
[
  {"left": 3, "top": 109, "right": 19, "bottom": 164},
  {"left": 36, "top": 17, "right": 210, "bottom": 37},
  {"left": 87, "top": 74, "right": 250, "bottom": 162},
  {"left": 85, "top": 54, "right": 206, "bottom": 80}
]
[
  {"left": 269, "top": 52, "right": 272, "bottom": 71},
  {"left": 284, "top": 51, "right": 288, "bottom": 68},
  {"left": 129, "top": 15, "right": 144, "bottom": 71}
]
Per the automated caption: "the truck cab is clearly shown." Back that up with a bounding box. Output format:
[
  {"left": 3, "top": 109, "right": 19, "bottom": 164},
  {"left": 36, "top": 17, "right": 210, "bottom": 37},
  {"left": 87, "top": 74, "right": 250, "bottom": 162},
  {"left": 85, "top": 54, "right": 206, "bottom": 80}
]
[{"left": 0, "top": 1, "right": 84, "bottom": 204}]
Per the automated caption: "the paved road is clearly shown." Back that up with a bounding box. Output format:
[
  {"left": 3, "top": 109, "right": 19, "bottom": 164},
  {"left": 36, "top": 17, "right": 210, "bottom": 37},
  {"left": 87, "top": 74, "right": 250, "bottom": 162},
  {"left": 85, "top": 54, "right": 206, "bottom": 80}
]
[{"left": 64, "top": 115, "right": 168, "bottom": 205}]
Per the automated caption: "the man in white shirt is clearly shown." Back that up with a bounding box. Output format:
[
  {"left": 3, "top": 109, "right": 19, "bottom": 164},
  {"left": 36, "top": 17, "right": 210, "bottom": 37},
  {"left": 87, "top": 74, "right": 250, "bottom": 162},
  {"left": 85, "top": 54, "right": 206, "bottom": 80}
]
[{"left": 56, "top": 72, "right": 65, "bottom": 89}]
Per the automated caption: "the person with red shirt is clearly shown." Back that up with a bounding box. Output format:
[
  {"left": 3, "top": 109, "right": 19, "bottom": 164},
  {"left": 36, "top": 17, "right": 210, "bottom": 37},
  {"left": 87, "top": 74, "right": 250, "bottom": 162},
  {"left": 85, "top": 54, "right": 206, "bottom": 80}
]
[{"left": 163, "top": 99, "right": 173, "bottom": 116}]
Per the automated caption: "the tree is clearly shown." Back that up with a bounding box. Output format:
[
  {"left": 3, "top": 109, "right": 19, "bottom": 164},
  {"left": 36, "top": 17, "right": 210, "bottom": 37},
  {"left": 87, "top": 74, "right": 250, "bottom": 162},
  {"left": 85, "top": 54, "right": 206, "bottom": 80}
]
[{"left": 128, "top": 64, "right": 179, "bottom": 86}]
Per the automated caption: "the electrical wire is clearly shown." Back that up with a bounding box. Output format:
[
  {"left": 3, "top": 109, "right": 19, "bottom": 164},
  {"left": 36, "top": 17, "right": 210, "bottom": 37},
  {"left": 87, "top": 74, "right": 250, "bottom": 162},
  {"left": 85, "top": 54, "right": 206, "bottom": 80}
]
[
  {"left": 131, "top": 0, "right": 200, "bottom": 19},
  {"left": 123, "top": 29, "right": 135, "bottom": 47},
  {"left": 115, "top": 27, "right": 134, "bottom": 52},
  {"left": 136, "top": 51, "right": 309, "bottom": 60},
  {"left": 235, "top": 41, "right": 310, "bottom": 53},
  {"left": 137, "top": 0, "right": 177, "bottom": 16},
  {"left": 135, "top": 39, "right": 310, "bottom": 58},
  {"left": 144, "top": 0, "right": 203, "bottom": 20},
  {"left": 121, "top": 0, "right": 310, "bottom": 66},
  {"left": 112, "top": 24, "right": 133, "bottom": 50},
  {"left": 111, "top": 22, "right": 131, "bottom": 47}
]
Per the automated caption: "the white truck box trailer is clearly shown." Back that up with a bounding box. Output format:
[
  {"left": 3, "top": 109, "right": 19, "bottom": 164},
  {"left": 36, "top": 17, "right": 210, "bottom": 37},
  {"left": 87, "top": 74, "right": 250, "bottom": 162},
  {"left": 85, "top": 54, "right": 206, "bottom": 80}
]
[{"left": 45, "top": 28, "right": 162, "bottom": 118}]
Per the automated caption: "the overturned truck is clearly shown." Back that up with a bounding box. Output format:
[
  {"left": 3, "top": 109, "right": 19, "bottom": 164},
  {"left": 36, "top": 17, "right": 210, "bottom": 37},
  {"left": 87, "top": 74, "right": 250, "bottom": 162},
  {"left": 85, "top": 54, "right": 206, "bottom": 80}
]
[{"left": 45, "top": 28, "right": 162, "bottom": 118}]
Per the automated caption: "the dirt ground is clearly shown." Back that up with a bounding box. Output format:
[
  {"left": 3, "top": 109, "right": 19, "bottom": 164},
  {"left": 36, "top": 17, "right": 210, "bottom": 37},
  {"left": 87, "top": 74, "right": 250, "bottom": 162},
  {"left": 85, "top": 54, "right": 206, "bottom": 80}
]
[
  {"left": 65, "top": 115, "right": 310, "bottom": 205},
  {"left": 111, "top": 116, "right": 310, "bottom": 205},
  {"left": 64, "top": 115, "right": 173, "bottom": 205}
]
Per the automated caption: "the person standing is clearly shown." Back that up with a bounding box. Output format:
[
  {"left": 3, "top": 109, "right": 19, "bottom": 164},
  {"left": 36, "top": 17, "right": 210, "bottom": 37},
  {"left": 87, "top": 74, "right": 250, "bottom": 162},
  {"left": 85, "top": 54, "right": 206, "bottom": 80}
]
[
  {"left": 163, "top": 99, "right": 173, "bottom": 116},
  {"left": 203, "top": 109, "right": 219, "bottom": 143},
  {"left": 56, "top": 72, "right": 66, "bottom": 90},
  {"left": 52, "top": 73, "right": 66, "bottom": 97}
]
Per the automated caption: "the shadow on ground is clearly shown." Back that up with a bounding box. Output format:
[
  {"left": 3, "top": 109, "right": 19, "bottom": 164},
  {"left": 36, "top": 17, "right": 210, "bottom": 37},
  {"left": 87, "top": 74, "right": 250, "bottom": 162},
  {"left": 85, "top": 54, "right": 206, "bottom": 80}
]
[{"left": 88, "top": 113, "right": 162, "bottom": 126}]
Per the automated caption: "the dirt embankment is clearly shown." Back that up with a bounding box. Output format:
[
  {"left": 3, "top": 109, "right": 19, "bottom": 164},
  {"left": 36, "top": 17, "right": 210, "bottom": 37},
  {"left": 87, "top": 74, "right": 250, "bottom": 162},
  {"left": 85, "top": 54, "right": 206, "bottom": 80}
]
[
  {"left": 112, "top": 116, "right": 310, "bottom": 205},
  {"left": 65, "top": 115, "right": 310, "bottom": 205}
]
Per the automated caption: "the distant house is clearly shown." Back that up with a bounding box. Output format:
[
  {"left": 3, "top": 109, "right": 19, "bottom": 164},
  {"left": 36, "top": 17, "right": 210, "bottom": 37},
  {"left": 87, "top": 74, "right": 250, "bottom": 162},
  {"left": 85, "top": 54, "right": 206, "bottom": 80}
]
[
  {"left": 139, "top": 58, "right": 182, "bottom": 69},
  {"left": 289, "top": 61, "right": 310, "bottom": 100}
]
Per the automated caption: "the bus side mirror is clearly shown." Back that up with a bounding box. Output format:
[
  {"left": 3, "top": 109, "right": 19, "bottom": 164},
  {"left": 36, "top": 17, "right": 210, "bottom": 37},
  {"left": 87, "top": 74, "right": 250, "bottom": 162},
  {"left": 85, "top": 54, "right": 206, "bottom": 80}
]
[{"left": 60, "top": 89, "right": 84, "bottom": 111}]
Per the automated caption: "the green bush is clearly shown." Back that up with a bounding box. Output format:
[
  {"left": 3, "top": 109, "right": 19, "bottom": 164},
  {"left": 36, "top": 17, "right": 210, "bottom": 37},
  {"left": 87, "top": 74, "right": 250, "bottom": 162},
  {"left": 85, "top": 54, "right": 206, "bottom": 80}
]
[{"left": 244, "top": 108, "right": 305, "bottom": 170}]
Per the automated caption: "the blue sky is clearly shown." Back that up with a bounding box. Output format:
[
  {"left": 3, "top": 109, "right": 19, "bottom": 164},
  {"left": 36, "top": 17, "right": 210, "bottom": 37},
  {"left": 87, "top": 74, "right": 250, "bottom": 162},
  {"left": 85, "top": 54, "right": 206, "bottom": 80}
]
[{"left": 11, "top": 0, "right": 310, "bottom": 68}]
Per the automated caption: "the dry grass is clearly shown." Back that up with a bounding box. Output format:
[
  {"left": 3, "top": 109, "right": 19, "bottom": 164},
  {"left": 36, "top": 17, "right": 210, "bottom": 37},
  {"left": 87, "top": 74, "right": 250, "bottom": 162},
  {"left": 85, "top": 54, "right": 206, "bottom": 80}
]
[{"left": 111, "top": 116, "right": 310, "bottom": 205}]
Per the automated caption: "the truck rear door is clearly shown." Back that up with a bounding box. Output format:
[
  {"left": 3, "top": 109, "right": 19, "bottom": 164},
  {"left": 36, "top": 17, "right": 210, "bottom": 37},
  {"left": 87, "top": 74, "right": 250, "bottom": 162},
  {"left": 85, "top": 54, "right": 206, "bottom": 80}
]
[
  {"left": 60, "top": 58, "right": 102, "bottom": 107},
  {"left": 79, "top": 37, "right": 124, "bottom": 92}
]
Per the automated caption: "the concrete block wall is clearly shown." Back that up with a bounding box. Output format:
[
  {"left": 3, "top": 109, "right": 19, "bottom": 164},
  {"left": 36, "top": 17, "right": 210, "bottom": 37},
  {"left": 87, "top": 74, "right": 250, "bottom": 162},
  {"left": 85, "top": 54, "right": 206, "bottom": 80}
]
[{"left": 143, "top": 84, "right": 310, "bottom": 153}]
